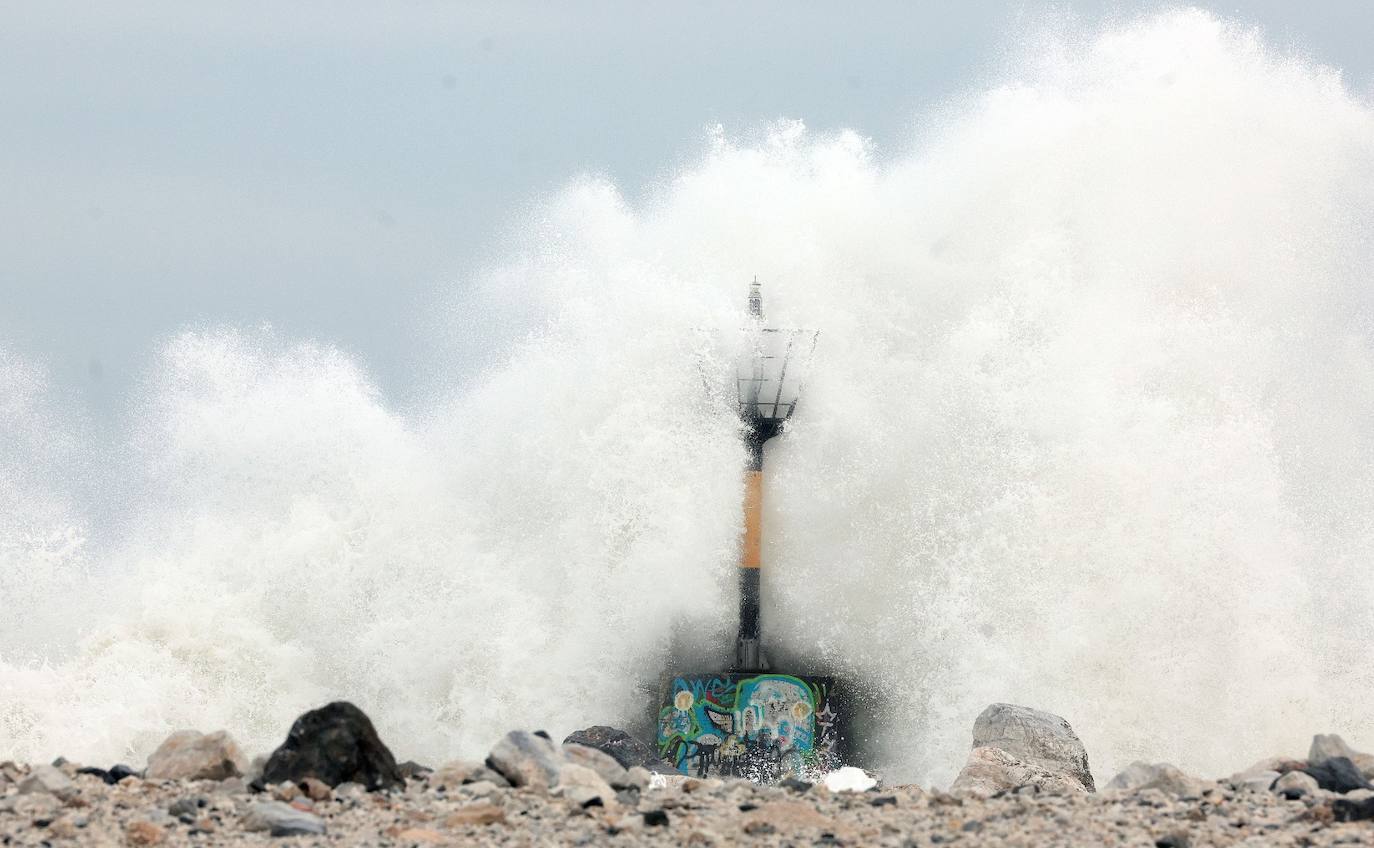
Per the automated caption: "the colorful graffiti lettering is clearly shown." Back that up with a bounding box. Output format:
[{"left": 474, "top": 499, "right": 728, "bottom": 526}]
[{"left": 657, "top": 673, "right": 839, "bottom": 781}]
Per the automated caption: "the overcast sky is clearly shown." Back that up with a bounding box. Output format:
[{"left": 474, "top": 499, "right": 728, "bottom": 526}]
[{"left": 3, "top": 1, "right": 1371, "bottom": 420}]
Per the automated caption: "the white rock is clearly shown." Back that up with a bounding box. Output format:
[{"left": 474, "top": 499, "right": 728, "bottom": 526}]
[
  {"left": 951, "top": 746, "right": 1090, "bottom": 796},
  {"left": 462, "top": 780, "right": 498, "bottom": 798},
  {"left": 971, "top": 703, "right": 1095, "bottom": 791},
  {"left": 486, "top": 731, "right": 564, "bottom": 789},
  {"left": 562, "top": 743, "right": 631, "bottom": 788},
  {"left": 1273, "top": 770, "right": 1319, "bottom": 798},
  {"left": 240, "top": 800, "right": 326, "bottom": 836},
  {"left": 146, "top": 730, "right": 248, "bottom": 781},
  {"left": 555, "top": 763, "right": 615, "bottom": 807},
  {"left": 822, "top": 766, "right": 877, "bottom": 793},
  {"left": 1309, "top": 734, "right": 1374, "bottom": 778},
  {"left": 1310, "top": 734, "right": 1358, "bottom": 763},
  {"left": 1105, "top": 762, "right": 1207, "bottom": 796},
  {"left": 333, "top": 782, "right": 367, "bottom": 800},
  {"left": 18, "top": 764, "right": 75, "bottom": 799},
  {"left": 1236, "top": 770, "right": 1281, "bottom": 792},
  {"left": 625, "top": 766, "right": 653, "bottom": 791}
]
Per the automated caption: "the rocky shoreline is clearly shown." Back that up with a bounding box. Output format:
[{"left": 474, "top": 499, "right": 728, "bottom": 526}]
[{"left": 3, "top": 701, "right": 1373, "bottom": 846}]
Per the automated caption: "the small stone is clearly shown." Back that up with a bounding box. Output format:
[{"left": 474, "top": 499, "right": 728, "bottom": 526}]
[
  {"left": 625, "top": 766, "right": 653, "bottom": 791},
  {"left": 108, "top": 765, "right": 139, "bottom": 783},
  {"left": 271, "top": 781, "right": 301, "bottom": 802},
  {"left": 443, "top": 802, "right": 506, "bottom": 827},
  {"left": 18, "top": 764, "right": 76, "bottom": 799},
  {"left": 299, "top": 777, "right": 332, "bottom": 802},
  {"left": 557, "top": 763, "right": 616, "bottom": 808},
  {"left": 125, "top": 820, "right": 165, "bottom": 846},
  {"left": 333, "top": 781, "right": 367, "bottom": 800},
  {"left": 1273, "top": 770, "right": 1319, "bottom": 799},
  {"left": 1106, "top": 762, "right": 1207, "bottom": 796},
  {"left": 397, "top": 761, "right": 433, "bottom": 779},
  {"left": 166, "top": 797, "right": 202, "bottom": 818},
  {"left": 462, "top": 780, "right": 497, "bottom": 798},
  {"left": 738, "top": 801, "right": 846, "bottom": 838},
  {"left": 1236, "top": 770, "right": 1281, "bottom": 792},
  {"left": 395, "top": 827, "right": 444, "bottom": 842},
  {"left": 215, "top": 777, "right": 249, "bottom": 795},
  {"left": 240, "top": 800, "right": 326, "bottom": 836},
  {"left": 1332, "top": 795, "right": 1374, "bottom": 822},
  {"left": 642, "top": 809, "right": 670, "bottom": 827},
  {"left": 48, "top": 817, "right": 79, "bottom": 839}
]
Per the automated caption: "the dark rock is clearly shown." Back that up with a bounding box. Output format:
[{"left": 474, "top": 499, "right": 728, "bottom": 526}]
[
  {"left": 1301, "top": 757, "right": 1373, "bottom": 793},
  {"left": 260, "top": 701, "right": 402, "bottom": 792},
  {"left": 1155, "top": 835, "right": 1191, "bottom": 848},
  {"left": 109, "top": 765, "right": 139, "bottom": 783},
  {"left": 76, "top": 767, "right": 110, "bottom": 783},
  {"left": 563, "top": 726, "right": 658, "bottom": 770},
  {"left": 167, "top": 798, "right": 202, "bottom": 818},
  {"left": 1332, "top": 796, "right": 1374, "bottom": 822},
  {"left": 642, "top": 809, "right": 669, "bottom": 827},
  {"left": 870, "top": 796, "right": 897, "bottom": 807},
  {"left": 396, "top": 761, "right": 432, "bottom": 779},
  {"left": 778, "top": 778, "right": 812, "bottom": 793}
]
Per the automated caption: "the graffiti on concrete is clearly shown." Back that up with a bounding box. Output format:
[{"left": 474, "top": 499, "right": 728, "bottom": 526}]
[{"left": 657, "top": 673, "right": 839, "bottom": 780}]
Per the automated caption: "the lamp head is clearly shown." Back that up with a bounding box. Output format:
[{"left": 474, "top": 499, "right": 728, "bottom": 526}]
[{"left": 736, "top": 280, "right": 816, "bottom": 433}]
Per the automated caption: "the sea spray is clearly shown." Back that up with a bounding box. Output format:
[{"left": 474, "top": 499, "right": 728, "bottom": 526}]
[{"left": 2, "top": 9, "right": 1374, "bottom": 786}]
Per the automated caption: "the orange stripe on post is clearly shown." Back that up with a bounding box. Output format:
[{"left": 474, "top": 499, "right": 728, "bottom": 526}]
[{"left": 742, "top": 470, "right": 762, "bottom": 569}]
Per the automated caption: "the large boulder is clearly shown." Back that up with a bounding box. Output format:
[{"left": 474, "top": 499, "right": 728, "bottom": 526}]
[
  {"left": 486, "top": 730, "right": 564, "bottom": 789},
  {"left": 970, "top": 703, "right": 1095, "bottom": 791},
  {"left": 1106, "top": 762, "right": 1206, "bottom": 796},
  {"left": 146, "top": 730, "right": 247, "bottom": 781},
  {"left": 563, "top": 726, "right": 658, "bottom": 770},
  {"left": 951, "top": 746, "right": 1089, "bottom": 796},
  {"left": 560, "top": 725, "right": 662, "bottom": 769},
  {"left": 260, "top": 702, "right": 402, "bottom": 792}
]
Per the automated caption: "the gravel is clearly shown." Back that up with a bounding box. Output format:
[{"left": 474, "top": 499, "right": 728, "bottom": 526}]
[{"left": 2, "top": 763, "right": 1373, "bottom": 846}]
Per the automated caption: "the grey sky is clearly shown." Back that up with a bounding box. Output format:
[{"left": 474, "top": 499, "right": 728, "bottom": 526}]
[{"left": 3, "top": 1, "right": 1371, "bottom": 421}]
